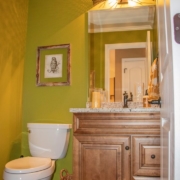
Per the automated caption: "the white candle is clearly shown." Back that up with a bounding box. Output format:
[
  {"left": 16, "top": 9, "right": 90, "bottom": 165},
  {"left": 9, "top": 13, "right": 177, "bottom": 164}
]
[{"left": 91, "top": 92, "right": 101, "bottom": 108}]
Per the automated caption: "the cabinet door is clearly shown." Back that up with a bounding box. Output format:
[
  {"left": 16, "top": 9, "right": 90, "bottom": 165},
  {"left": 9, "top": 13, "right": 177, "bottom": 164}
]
[
  {"left": 132, "top": 136, "right": 160, "bottom": 177},
  {"left": 73, "top": 135, "right": 130, "bottom": 180}
]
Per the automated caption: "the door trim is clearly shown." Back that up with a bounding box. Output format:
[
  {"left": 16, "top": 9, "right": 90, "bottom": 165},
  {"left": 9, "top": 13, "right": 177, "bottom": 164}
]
[{"left": 105, "top": 42, "right": 146, "bottom": 102}]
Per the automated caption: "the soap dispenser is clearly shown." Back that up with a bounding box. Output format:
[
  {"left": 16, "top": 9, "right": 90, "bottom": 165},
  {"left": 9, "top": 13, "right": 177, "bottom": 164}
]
[{"left": 143, "top": 90, "right": 150, "bottom": 108}]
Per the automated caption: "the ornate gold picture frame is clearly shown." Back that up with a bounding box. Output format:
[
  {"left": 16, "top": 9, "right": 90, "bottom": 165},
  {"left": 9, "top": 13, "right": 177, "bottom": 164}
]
[{"left": 36, "top": 44, "right": 70, "bottom": 86}]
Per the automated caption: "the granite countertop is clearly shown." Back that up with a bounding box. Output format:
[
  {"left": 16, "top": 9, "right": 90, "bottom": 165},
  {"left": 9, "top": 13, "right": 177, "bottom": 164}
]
[{"left": 69, "top": 107, "right": 160, "bottom": 113}]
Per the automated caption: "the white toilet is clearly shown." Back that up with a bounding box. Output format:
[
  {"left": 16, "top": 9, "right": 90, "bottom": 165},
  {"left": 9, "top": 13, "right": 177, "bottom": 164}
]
[{"left": 3, "top": 123, "right": 72, "bottom": 180}]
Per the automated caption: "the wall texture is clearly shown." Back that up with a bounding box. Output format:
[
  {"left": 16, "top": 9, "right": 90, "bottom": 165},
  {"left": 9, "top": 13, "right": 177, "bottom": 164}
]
[
  {"left": 22, "top": 0, "right": 92, "bottom": 179},
  {"left": 0, "top": 0, "right": 28, "bottom": 179}
]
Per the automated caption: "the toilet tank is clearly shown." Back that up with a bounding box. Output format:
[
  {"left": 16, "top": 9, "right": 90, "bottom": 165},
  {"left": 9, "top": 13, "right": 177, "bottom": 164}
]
[{"left": 27, "top": 123, "right": 72, "bottom": 160}]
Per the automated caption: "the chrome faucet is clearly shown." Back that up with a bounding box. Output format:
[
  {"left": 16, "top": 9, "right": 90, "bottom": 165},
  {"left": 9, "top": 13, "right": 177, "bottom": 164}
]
[{"left": 123, "top": 91, "right": 133, "bottom": 108}]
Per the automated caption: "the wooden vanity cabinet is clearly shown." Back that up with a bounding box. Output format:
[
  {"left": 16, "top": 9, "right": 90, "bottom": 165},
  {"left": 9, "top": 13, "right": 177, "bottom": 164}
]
[{"left": 72, "top": 112, "right": 160, "bottom": 180}]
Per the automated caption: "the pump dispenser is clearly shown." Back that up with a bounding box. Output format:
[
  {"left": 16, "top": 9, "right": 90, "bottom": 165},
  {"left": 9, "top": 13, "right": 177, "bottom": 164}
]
[{"left": 143, "top": 90, "right": 150, "bottom": 108}]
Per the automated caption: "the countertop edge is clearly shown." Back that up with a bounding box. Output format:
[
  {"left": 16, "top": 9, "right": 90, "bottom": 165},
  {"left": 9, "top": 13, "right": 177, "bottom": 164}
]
[{"left": 69, "top": 108, "right": 160, "bottom": 113}]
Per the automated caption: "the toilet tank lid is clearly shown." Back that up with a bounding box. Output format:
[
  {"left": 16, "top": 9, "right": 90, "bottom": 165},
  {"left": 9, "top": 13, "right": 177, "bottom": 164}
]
[{"left": 27, "top": 123, "right": 72, "bottom": 129}]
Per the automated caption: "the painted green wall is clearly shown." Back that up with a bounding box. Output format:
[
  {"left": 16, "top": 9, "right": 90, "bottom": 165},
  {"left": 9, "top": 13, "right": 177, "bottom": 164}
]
[
  {"left": 0, "top": 0, "right": 28, "bottom": 179},
  {"left": 22, "top": 0, "right": 92, "bottom": 179},
  {"left": 0, "top": 1, "right": 158, "bottom": 180},
  {"left": 89, "top": 30, "right": 153, "bottom": 89}
]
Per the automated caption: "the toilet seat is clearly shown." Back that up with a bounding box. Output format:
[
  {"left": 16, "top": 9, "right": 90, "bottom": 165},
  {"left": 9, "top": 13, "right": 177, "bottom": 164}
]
[
  {"left": 3, "top": 157, "right": 55, "bottom": 180},
  {"left": 5, "top": 157, "right": 52, "bottom": 173}
]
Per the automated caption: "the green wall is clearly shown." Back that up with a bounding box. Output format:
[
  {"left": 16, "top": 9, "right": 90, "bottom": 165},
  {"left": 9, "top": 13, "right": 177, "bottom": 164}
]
[
  {"left": 0, "top": 0, "right": 28, "bottom": 179},
  {"left": 22, "top": 0, "right": 92, "bottom": 179},
  {"left": 89, "top": 30, "right": 153, "bottom": 89},
  {"left": 0, "top": 1, "right": 158, "bottom": 180}
]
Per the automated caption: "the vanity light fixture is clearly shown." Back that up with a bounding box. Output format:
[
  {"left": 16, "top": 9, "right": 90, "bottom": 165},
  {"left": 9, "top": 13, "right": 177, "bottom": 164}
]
[
  {"left": 117, "top": 0, "right": 128, "bottom": 4},
  {"left": 93, "top": 0, "right": 156, "bottom": 6},
  {"left": 107, "top": 0, "right": 128, "bottom": 5},
  {"left": 128, "top": 0, "right": 156, "bottom": 5}
]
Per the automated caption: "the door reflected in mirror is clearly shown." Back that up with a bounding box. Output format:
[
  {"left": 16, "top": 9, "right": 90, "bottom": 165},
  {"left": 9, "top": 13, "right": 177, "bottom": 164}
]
[{"left": 106, "top": 37, "right": 151, "bottom": 102}]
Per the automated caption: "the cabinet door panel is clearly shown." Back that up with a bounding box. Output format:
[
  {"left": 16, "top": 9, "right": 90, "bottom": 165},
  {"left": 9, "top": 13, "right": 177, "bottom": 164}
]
[
  {"left": 132, "top": 136, "right": 160, "bottom": 177},
  {"left": 83, "top": 145, "right": 118, "bottom": 180},
  {"left": 73, "top": 135, "right": 130, "bottom": 180},
  {"left": 142, "top": 145, "right": 160, "bottom": 167}
]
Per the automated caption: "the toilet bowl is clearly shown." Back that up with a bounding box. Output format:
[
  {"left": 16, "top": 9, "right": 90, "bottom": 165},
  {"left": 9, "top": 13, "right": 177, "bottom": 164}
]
[
  {"left": 3, "top": 123, "right": 72, "bottom": 180},
  {"left": 4, "top": 157, "right": 55, "bottom": 180}
]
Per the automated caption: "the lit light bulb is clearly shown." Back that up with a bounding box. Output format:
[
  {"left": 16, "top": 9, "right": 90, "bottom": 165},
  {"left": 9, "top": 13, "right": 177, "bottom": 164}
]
[
  {"left": 107, "top": 0, "right": 117, "bottom": 3},
  {"left": 128, "top": 0, "right": 137, "bottom": 6}
]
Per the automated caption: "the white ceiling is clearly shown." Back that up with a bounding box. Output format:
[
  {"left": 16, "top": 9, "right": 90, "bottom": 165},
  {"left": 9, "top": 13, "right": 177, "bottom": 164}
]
[{"left": 88, "top": 2, "right": 155, "bottom": 33}]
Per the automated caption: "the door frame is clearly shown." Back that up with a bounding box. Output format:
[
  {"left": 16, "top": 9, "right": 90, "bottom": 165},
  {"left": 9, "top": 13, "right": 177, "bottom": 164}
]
[{"left": 105, "top": 42, "right": 147, "bottom": 102}]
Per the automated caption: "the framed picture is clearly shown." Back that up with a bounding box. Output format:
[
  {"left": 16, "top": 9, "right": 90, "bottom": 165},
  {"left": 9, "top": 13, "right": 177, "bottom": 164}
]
[{"left": 36, "top": 44, "right": 70, "bottom": 86}]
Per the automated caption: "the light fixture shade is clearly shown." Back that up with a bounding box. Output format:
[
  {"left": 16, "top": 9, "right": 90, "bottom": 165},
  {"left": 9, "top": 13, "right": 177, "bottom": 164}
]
[
  {"left": 92, "top": 0, "right": 128, "bottom": 5},
  {"left": 118, "top": 0, "right": 128, "bottom": 4},
  {"left": 92, "top": 0, "right": 105, "bottom": 5}
]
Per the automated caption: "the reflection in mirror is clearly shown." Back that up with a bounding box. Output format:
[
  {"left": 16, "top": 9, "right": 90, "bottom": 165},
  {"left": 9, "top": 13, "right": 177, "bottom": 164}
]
[
  {"left": 108, "top": 45, "right": 147, "bottom": 102},
  {"left": 105, "top": 38, "right": 151, "bottom": 102},
  {"left": 88, "top": 1, "right": 158, "bottom": 103}
]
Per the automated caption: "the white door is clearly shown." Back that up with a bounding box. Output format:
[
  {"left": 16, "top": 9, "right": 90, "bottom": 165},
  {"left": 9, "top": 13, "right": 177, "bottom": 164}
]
[
  {"left": 105, "top": 42, "right": 147, "bottom": 102},
  {"left": 157, "top": 0, "right": 180, "bottom": 179},
  {"left": 122, "top": 58, "right": 146, "bottom": 101}
]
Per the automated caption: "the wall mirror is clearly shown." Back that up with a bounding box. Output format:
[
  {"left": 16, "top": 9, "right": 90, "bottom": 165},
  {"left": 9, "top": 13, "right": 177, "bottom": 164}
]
[{"left": 88, "top": 0, "right": 158, "bottom": 102}]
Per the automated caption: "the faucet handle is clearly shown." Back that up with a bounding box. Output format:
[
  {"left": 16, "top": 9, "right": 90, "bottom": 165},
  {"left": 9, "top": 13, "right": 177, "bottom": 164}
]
[
  {"left": 130, "top": 92, "right": 133, "bottom": 101},
  {"left": 123, "top": 91, "right": 128, "bottom": 95}
]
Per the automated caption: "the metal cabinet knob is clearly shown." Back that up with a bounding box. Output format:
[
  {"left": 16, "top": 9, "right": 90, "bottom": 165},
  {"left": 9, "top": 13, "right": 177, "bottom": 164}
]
[
  {"left": 151, "top": 154, "right": 156, "bottom": 159},
  {"left": 125, "top": 146, "right": 130, "bottom": 150}
]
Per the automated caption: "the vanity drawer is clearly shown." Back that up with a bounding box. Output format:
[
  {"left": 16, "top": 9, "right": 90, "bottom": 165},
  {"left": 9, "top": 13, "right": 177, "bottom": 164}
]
[{"left": 132, "top": 136, "right": 160, "bottom": 177}]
